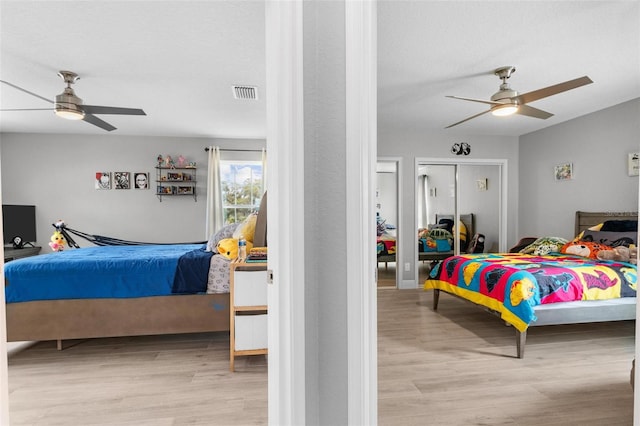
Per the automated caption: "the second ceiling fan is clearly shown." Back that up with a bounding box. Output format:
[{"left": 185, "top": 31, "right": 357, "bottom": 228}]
[
  {"left": 0, "top": 70, "right": 146, "bottom": 132},
  {"left": 445, "top": 66, "right": 593, "bottom": 128}
]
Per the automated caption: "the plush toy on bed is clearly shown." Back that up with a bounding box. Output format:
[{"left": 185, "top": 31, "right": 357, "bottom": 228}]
[
  {"left": 597, "top": 245, "right": 638, "bottom": 264},
  {"left": 561, "top": 240, "right": 612, "bottom": 259},
  {"left": 49, "top": 230, "right": 66, "bottom": 252},
  {"left": 216, "top": 237, "right": 254, "bottom": 260}
]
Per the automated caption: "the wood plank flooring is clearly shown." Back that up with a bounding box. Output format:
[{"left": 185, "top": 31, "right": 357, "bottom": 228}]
[{"left": 8, "top": 289, "right": 635, "bottom": 425}]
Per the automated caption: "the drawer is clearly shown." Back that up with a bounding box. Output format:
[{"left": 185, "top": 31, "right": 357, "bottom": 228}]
[
  {"left": 233, "top": 269, "right": 267, "bottom": 306},
  {"left": 234, "top": 313, "right": 268, "bottom": 350}
]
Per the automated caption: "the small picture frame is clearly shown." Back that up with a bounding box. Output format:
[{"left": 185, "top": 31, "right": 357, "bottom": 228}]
[
  {"left": 114, "top": 172, "right": 131, "bottom": 189},
  {"left": 628, "top": 153, "right": 639, "bottom": 176},
  {"left": 95, "top": 172, "right": 111, "bottom": 190},
  {"left": 554, "top": 163, "right": 573, "bottom": 181},
  {"left": 134, "top": 172, "right": 149, "bottom": 189},
  {"left": 476, "top": 178, "right": 488, "bottom": 191},
  {"left": 177, "top": 186, "right": 194, "bottom": 195}
]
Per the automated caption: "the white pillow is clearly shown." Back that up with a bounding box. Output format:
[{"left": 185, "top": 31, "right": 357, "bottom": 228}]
[{"left": 205, "top": 223, "right": 238, "bottom": 252}]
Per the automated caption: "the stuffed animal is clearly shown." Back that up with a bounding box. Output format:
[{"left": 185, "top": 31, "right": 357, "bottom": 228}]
[
  {"left": 49, "top": 230, "right": 66, "bottom": 252},
  {"left": 561, "top": 240, "right": 612, "bottom": 259},
  {"left": 216, "top": 237, "right": 254, "bottom": 260},
  {"left": 598, "top": 245, "right": 638, "bottom": 264}
]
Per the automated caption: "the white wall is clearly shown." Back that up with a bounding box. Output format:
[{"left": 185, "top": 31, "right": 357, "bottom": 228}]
[
  {"left": 519, "top": 98, "right": 640, "bottom": 239},
  {"left": 0, "top": 133, "right": 265, "bottom": 250}
]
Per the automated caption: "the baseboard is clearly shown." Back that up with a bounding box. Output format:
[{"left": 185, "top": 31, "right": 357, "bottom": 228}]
[{"left": 399, "top": 279, "right": 417, "bottom": 290}]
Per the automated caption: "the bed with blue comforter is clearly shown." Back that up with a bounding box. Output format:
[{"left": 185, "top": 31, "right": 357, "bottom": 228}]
[
  {"left": 5, "top": 244, "right": 213, "bottom": 303},
  {"left": 4, "top": 244, "right": 231, "bottom": 345}
]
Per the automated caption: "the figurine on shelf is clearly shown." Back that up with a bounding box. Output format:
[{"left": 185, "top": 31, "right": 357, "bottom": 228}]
[
  {"left": 177, "top": 155, "right": 186, "bottom": 167},
  {"left": 157, "top": 154, "right": 164, "bottom": 166},
  {"left": 187, "top": 161, "right": 196, "bottom": 168},
  {"left": 165, "top": 155, "right": 174, "bottom": 168}
]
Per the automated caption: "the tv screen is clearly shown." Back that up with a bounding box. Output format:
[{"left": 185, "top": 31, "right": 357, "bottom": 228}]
[{"left": 2, "top": 205, "right": 37, "bottom": 246}]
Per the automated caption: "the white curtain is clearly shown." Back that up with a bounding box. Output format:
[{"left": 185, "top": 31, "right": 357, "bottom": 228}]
[
  {"left": 261, "top": 148, "right": 267, "bottom": 195},
  {"left": 205, "top": 146, "right": 224, "bottom": 239}
]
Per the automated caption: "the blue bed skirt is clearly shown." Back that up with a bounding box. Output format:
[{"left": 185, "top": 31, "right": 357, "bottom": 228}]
[{"left": 4, "top": 244, "right": 213, "bottom": 303}]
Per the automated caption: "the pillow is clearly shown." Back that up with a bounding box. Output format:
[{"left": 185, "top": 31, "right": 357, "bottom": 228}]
[
  {"left": 560, "top": 240, "right": 613, "bottom": 259},
  {"left": 600, "top": 220, "right": 638, "bottom": 232},
  {"left": 519, "top": 236, "right": 568, "bottom": 255},
  {"left": 205, "top": 223, "right": 238, "bottom": 252},
  {"left": 233, "top": 213, "right": 258, "bottom": 243},
  {"left": 580, "top": 230, "right": 637, "bottom": 248}
]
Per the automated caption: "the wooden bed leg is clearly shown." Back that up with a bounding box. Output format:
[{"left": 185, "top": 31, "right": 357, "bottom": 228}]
[
  {"left": 433, "top": 289, "right": 440, "bottom": 311},
  {"left": 516, "top": 330, "right": 526, "bottom": 359},
  {"left": 57, "top": 339, "right": 63, "bottom": 351}
]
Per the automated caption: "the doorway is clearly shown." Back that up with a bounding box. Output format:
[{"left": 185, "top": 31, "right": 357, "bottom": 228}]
[{"left": 377, "top": 158, "right": 401, "bottom": 288}]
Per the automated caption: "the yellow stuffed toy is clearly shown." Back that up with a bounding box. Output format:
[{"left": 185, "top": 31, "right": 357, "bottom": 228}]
[
  {"left": 49, "top": 230, "right": 66, "bottom": 252},
  {"left": 216, "top": 237, "right": 254, "bottom": 260}
]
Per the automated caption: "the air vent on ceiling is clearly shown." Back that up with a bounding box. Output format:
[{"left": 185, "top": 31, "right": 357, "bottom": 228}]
[{"left": 232, "top": 85, "right": 258, "bottom": 100}]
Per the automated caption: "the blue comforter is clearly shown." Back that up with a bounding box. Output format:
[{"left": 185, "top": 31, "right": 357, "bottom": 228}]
[{"left": 4, "top": 244, "right": 213, "bottom": 303}]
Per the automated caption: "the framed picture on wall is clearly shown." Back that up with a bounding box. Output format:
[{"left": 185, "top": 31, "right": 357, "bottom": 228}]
[
  {"left": 554, "top": 163, "right": 573, "bottom": 181},
  {"left": 628, "top": 153, "right": 639, "bottom": 176},
  {"left": 134, "top": 172, "right": 149, "bottom": 189},
  {"left": 114, "top": 172, "right": 131, "bottom": 189},
  {"left": 95, "top": 172, "right": 111, "bottom": 190}
]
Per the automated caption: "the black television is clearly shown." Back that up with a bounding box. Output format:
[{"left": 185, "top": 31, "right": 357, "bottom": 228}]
[{"left": 2, "top": 204, "right": 37, "bottom": 248}]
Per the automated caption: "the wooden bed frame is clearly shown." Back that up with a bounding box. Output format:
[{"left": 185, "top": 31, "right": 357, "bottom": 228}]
[
  {"left": 5, "top": 193, "right": 269, "bottom": 349},
  {"left": 6, "top": 294, "right": 230, "bottom": 349},
  {"left": 432, "top": 210, "right": 638, "bottom": 359}
]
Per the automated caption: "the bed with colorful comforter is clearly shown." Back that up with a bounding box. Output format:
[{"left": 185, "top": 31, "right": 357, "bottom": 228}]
[
  {"left": 426, "top": 253, "right": 636, "bottom": 331},
  {"left": 424, "top": 210, "right": 638, "bottom": 358}
]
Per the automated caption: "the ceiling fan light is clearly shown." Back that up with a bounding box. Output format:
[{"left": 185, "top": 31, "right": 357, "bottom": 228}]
[
  {"left": 55, "top": 108, "right": 85, "bottom": 120},
  {"left": 491, "top": 104, "right": 519, "bottom": 117}
]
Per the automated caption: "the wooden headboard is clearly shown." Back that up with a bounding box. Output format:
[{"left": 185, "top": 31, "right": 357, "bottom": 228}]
[{"left": 575, "top": 211, "right": 638, "bottom": 236}]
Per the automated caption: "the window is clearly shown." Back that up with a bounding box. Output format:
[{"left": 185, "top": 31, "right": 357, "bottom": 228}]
[{"left": 220, "top": 160, "right": 263, "bottom": 224}]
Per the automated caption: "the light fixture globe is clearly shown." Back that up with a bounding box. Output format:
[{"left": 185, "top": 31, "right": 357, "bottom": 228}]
[
  {"left": 54, "top": 87, "right": 85, "bottom": 120},
  {"left": 491, "top": 103, "right": 519, "bottom": 117}
]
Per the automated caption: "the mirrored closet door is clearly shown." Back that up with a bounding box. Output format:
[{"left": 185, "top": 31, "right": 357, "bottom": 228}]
[{"left": 417, "top": 159, "right": 506, "bottom": 284}]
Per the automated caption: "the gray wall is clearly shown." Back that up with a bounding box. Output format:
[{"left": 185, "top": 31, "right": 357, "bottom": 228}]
[
  {"left": 519, "top": 98, "right": 640, "bottom": 239},
  {"left": 378, "top": 130, "right": 520, "bottom": 285},
  {"left": 0, "top": 133, "right": 264, "bottom": 251}
]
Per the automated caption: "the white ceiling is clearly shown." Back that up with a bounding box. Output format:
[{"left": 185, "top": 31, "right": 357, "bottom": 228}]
[{"left": 1, "top": 1, "right": 638, "bottom": 139}]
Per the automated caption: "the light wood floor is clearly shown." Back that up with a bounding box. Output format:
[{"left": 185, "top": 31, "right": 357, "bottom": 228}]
[{"left": 8, "top": 289, "right": 635, "bottom": 425}]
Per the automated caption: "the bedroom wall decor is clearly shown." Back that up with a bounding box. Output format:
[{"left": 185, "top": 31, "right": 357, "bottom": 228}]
[
  {"left": 114, "top": 172, "right": 131, "bottom": 189},
  {"left": 451, "top": 142, "right": 471, "bottom": 156},
  {"left": 95, "top": 172, "right": 111, "bottom": 190},
  {"left": 628, "top": 153, "right": 639, "bottom": 176},
  {"left": 134, "top": 172, "right": 149, "bottom": 189},
  {"left": 554, "top": 163, "right": 573, "bottom": 181},
  {"left": 476, "top": 178, "right": 487, "bottom": 191}
]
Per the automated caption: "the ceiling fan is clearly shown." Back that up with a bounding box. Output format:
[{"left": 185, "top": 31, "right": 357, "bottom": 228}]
[
  {"left": 0, "top": 71, "right": 146, "bottom": 131},
  {"left": 445, "top": 66, "right": 593, "bottom": 129}
]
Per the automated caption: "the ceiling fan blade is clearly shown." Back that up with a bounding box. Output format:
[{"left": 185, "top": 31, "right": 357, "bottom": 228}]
[
  {"left": 446, "top": 95, "right": 501, "bottom": 106},
  {"left": 82, "top": 105, "right": 146, "bottom": 115},
  {"left": 83, "top": 113, "right": 116, "bottom": 131},
  {"left": 516, "top": 104, "right": 554, "bottom": 120},
  {"left": 516, "top": 76, "right": 593, "bottom": 105},
  {"left": 0, "top": 79, "right": 53, "bottom": 104},
  {"left": 0, "top": 108, "right": 53, "bottom": 111},
  {"left": 445, "top": 109, "right": 491, "bottom": 129}
]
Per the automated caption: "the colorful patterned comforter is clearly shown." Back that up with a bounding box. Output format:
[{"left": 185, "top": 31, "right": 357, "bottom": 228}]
[{"left": 424, "top": 253, "right": 637, "bottom": 332}]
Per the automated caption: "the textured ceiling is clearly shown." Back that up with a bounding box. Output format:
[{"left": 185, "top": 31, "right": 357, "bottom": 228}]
[{"left": 1, "top": 1, "right": 638, "bottom": 138}]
